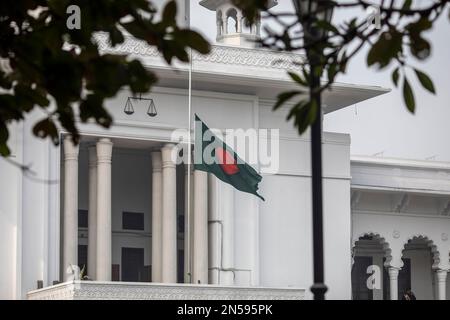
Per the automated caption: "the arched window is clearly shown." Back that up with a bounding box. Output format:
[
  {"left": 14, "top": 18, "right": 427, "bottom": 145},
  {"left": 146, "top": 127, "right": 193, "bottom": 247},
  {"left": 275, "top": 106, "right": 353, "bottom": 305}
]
[{"left": 226, "top": 8, "right": 238, "bottom": 34}]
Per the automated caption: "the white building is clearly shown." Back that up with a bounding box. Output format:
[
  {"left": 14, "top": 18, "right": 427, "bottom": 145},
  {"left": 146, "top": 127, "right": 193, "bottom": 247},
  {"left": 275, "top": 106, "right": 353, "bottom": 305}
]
[{"left": 0, "top": 0, "right": 448, "bottom": 300}]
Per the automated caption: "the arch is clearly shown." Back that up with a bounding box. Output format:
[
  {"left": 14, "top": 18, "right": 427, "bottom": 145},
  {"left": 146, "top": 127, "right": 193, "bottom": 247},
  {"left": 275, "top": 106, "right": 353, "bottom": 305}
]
[
  {"left": 351, "top": 232, "right": 393, "bottom": 300},
  {"left": 401, "top": 234, "right": 440, "bottom": 269},
  {"left": 226, "top": 8, "right": 238, "bottom": 34},
  {"left": 352, "top": 232, "right": 393, "bottom": 266}
]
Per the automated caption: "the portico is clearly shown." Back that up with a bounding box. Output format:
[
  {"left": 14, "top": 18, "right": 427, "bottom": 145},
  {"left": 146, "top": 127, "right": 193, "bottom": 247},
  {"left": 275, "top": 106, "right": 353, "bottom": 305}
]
[{"left": 62, "top": 136, "right": 209, "bottom": 285}]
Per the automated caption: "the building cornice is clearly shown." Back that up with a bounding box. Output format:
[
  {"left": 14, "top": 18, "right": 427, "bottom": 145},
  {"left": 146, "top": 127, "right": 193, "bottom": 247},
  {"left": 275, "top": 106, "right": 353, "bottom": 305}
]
[
  {"left": 351, "top": 156, "right": 450, "bottom": 200},
  {"left": 95, "top": 33, "right": 389, "bottom": 112},
  {"left": 351, "top": 155, "right": 450, "bottom": 171},
  {"left": 96, "top": 33, "right": 303, "bottom": 72}
]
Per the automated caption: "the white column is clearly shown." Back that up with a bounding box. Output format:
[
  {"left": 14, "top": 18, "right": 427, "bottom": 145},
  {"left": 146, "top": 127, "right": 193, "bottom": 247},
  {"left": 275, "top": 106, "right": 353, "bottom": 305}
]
[
  {"left": 208, "top": 175, "right": 235, "bottom": 285},
  {"left": 161, "top": 143, "right": 177, "bottom": 283},
  {"left": 436, "top": 269, "right": 447, "bottom": 300},
  {"left": 151, "top": 151, "right": 163, "bottom": 283},
  {"left": 63, "top": 136, "right": 79, "bottom": 281},
  {"left": 220, "top": 183, "right": 235, "bottom": 285},
  {"left": 237, "top": 12, "right": 243, "bottom": 33},
  {"left": 388, "top": 267, "right": 400, "bottom": 300},
  {"left": 87, "top": 145, "right": 97, "bottom": 279},
  {"left": 193, "top": 170, "right": 208, "bottom": 284},
  {"left": 208, "top": 174, "right": 220, "bottom": 284},
  {"left": 184, "top": 163, "right": 194, "bottom": 283},
  {"left": 95, "top": 138, "right": 113, "bottom": 281}
]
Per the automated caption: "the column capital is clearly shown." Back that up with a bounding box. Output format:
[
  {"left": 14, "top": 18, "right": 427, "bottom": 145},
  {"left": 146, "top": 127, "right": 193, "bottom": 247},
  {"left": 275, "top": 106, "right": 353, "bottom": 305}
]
[
  {"left": 388, "top": 267, "right": 400, "bottom": 279},
  {"left": 436, "top": 269, "right": 448, "bottom": 282},
  {"left": 63, "top": 135, "right": 79, "bottom": 160},
  {"left": 161, "top": 143, "right": 176, "bottom": 169},
  {"left": 96, "top": 138, "right": 113, "bottom": 164}
]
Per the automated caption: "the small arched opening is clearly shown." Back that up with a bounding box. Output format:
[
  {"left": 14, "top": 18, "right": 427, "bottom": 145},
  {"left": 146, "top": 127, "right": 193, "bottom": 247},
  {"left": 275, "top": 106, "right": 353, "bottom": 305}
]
[
  {"left": 226, "top": 8, "right": 238, "bottom": 34},
  {"left": 352, "top": 233, "right": 392, "bottom": 300},
  {"left": 399, "top": 235, "right": 440, "bottom": 300}
]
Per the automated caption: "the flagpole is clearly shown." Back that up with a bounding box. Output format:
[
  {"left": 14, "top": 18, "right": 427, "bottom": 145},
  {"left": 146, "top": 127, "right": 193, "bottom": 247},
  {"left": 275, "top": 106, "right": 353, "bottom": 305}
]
[
  {"left": 184, "top": 0, "right": 193, "bottom": 284},
  {"left": 186, "top": 46, "right": 193, "bottom": 283}
]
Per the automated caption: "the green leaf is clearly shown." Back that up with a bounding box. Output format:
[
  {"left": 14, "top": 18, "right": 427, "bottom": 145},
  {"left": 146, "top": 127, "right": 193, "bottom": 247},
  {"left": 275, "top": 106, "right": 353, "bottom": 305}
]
[
  {"left": 108, "top": 27, "right": 125, "bottom": 47},
  {"left": 414, "top": 69, "right": 435, "bottom": 94},
  {"left": 273, "top": 91, "right": 302, "bottom": 110},
  {"left": 162, "top": 0, "right": 177, "bottom": 24},
  {"left": 392, "top": 67, "right": 400, "bottom": 87},
  {"left": 0, "top": 142, "right": 10, "bottom": 157},
  {"left": 367, "top": 31, "right": 403, "bottom": 69},
  {"left": 327, "top": 63, "right": 338, "bottom": 82},
  {"left": 403, "top": 77, "right": 415, "bottom": 113},
  {"left": 0, "top": 123, "right": 11, "bottom": 156},
  {"left": 176, "top": 29, "right": 211, "bottom": 54},
  {"left": 402, "top": 0, "right": 412, "bottom": 11},
  {"left": 409, "top": 35, "right": 431, "bottom": 60},
  {"left": 287, "top": 100, "right": 307, "bottom": 120},
  {"left": 32, "top": 118, "right": 59, "bottom": 145},
  {"left": 287, "top": 72, "right": 307, "bottom": 86},
  {"left": 294, "top": 99, "right": 318, "bottom": 135},
  {"left": 315, "top": 20, "right": 339, "bottom": 34},
  {"left": 407, "top": 18, "right": 432, "bottom": 34}
]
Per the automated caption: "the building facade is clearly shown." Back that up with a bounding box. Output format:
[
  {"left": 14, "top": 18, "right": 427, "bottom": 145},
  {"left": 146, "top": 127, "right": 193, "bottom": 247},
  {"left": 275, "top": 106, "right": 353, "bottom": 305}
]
[{"left": 0, "top": 1, "right": 448, "bottom": 300}]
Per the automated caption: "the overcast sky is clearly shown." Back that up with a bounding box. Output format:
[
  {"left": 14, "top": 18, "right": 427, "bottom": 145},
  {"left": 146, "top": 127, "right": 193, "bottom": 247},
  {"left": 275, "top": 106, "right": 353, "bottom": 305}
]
[{"left": 188, "top": 1, "right": 450, "bottom": 162}]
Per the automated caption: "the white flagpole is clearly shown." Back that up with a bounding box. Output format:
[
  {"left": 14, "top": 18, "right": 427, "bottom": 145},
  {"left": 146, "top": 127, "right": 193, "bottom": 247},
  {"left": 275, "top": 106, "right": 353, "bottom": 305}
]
[
  {"left": 186, "top": 47, "right": 193, "bottom": 284},
  {"left": 186, "top": 0, "right": 193, "bottom": 284}
]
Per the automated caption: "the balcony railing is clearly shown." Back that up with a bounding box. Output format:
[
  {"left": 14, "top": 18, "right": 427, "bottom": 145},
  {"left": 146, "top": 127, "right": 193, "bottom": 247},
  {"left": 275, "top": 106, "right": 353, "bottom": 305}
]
[{"left": 27, "top": 281, "right": 305, "bottom": 300}]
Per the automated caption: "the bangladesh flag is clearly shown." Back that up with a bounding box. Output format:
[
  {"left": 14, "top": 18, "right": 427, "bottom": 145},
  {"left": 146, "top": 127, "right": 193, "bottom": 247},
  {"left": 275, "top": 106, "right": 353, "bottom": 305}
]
[{"left": 194, "top": 114, "right": 264, "bottom": 201}]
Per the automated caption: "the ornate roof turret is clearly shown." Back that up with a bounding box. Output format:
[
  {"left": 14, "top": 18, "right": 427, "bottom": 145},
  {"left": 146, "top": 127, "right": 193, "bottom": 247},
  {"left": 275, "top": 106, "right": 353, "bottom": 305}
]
[{"left": 199, "top": 0, "right": 278, "bottom": 48}]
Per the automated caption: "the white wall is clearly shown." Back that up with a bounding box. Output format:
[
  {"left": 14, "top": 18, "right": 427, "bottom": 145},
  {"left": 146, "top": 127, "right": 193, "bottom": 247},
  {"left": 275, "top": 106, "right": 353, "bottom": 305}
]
[
  {"left": 22, "top": 111, "right": 63, "bottom": 297},
  {"left": 0, "top": 109, "right": 61, "bottom": 299},
  {"left": 0, "top": 123, "right": 22, "bottom": 299},
  {"left": 258, "top": 101, "right": 352, "bottom": 299}
]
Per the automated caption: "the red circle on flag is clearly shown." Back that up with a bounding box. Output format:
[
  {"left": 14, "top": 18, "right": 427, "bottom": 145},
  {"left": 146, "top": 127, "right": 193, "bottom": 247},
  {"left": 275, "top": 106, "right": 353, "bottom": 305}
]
[{"left": 216, "top": 147, "right": 239, "bottom": 175}]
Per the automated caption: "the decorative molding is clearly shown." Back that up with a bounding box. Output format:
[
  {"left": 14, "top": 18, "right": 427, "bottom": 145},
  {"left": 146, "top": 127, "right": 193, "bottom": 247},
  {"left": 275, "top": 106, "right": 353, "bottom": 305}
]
[
  {"left": 402, "top": 234, "right": 440, "bottom": 269},
  {"left": 352, "top": 209, "right": 450, "bottom": 220},
  {"left": 27, "top": 281, "right": 305, "bottom": 300},
  {"left": 351, "top": 184, "right": 450, "bottom": 197},
  {"left": 351, "top": 232, "right": 392, "bottom": 267},
  {"left": 95, "top": 33, "right": 303, "bottom": 71}
]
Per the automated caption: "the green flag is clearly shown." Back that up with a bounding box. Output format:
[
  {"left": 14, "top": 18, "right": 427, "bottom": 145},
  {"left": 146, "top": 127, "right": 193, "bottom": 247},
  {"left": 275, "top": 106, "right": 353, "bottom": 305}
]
[{"left": 194, "top": 114, "right": 264, "bottom": 201}]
